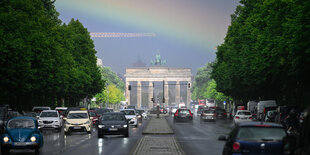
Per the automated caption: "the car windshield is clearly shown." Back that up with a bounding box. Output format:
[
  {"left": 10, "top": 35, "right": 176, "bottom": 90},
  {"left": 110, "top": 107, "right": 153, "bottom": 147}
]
[
  {"left": 179, "top": 110, "right": 190, "bottom": 114},
  {"left": 101, "top": 114, "right": 125, "bottom": 121},
  {"left": 204, "top": 110, "right": 215, "bottom": 114},
  {"left": 136, "top": 110, "right": 144, "bottom": 114},
  {"left": 40, "top": 112, "right": 58, "bottom": 117},
  {"left": 237, "top": 127, "right": 286, "bottom": 141},
  {"left": 7, "top": 119, "right": 35, "bottom": 129},
  {"left": 67, "top": 113, "right": 88, "bottom": 119},
  {"left": 237, "top": 111, "right": 251, "bottom": 115},
  {"left": 121, "top": 110, "right": 135, "bottom": 115},
  {"left": 89, "top": 111, "right": 97, "bottom": 117}
]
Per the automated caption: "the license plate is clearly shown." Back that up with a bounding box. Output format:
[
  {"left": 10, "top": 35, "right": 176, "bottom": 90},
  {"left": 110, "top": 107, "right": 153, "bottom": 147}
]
[
  {"left": 207, "top": 116, "right": 212, "bottom": 119},
  {"left": 14, "top": 142, "right": 28, "bottom": 146},
  {"left": 73, "top": 126, "right": 81, "bottom": 129},
  {"left": 109, "top": 128, "right": 118, "bottom": 131}
]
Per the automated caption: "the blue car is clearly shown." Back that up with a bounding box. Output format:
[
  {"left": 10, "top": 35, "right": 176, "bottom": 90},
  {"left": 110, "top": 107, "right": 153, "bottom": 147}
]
[
  {"left": 218, "top": 122, "right": 288, "bottom": 155},
  {"left": 1, "top": 116, "right": 43, "bottom": 154}
]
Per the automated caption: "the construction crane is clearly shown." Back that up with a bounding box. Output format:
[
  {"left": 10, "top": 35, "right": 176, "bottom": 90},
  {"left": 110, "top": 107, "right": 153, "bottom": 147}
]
[{"left": 90, "top": 32, "right": 156, "bottom": 38}]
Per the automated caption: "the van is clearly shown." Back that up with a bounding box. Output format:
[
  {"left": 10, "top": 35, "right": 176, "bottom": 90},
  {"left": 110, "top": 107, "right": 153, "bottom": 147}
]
[
  {"left": 247, "top": 101, "right": 257, "bottom": 113},
  {"left": 257, "top": 100, "right": 277, "bottom": 120}
]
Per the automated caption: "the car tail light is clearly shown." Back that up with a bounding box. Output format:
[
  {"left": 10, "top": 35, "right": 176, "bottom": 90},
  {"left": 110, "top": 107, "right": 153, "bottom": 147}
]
[
  {"left": 174, "top": 110, "right": 179, "bottom": 116},
  {"left": 235, "top": 116, "right": 240, "bottom": 119},
  {"left": 232, "top": 142, "right": 240, "bottom": 151},
  {"left": 249, "top": 117, "right": 253, "bottom": 119},
  {"left": 224, "top": 113, "right": 227, "bottom": 115},
  {"left": 189, "top": 110, "right": 193, "bottom": 117}
]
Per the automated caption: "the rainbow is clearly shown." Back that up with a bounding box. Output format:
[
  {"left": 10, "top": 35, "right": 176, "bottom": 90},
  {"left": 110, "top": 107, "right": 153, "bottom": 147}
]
[{"left": 55, "top": 0, "right": 227, "bottom": 53}]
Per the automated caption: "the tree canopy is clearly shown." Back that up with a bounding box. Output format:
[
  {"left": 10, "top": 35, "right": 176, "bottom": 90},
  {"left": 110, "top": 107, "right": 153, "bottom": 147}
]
[
  {"left": 0, "top": 0, "right": 104, "bottom": 110},
  {"left": 212, "top": 0, "right": 310, "bottom": 107}
]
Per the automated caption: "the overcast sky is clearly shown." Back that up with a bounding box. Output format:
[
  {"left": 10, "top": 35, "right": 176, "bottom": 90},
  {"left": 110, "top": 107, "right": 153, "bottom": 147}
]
[{"left": 55, "top": 0, "right": 239, "bottom": 75}]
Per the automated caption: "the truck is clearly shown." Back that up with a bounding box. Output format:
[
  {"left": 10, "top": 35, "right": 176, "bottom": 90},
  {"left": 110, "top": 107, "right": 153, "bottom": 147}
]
[
  {"left": 257, "top": 100, "right": 277, "bottom": 120},
  {"left": 247, "top": 101, "right": 257, "bottom": 113},
  {"left": 206, "top": 99, "right": 216, "bottom": 109}
]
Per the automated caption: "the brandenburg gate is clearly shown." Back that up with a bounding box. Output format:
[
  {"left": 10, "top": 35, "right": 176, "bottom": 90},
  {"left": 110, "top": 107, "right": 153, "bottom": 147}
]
[{"left": 124, "top": 67, "right": 192, "bottom": 109}]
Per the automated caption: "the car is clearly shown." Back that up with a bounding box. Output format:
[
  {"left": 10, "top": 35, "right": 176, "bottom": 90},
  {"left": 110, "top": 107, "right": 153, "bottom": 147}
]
[
  {"left": 170, "top": 107, "right": 178, "bottom": 115},
  {"left": 173, "top": 108, "right": 193, "bottom": 123},
  {"left": 0, "top": 105, "right": 9, "bottom": 134},
  {"left": 200, "top": 109, "right": 216, "bottom": 122},
  {"left": 23, "top": 112, "right": 38, "bottom": 119},
  {"left": 218, "top": 122, "right": 288, "bottom": 155},
  {"left": 37, "top": 110, "right": 62, "bottom": 132},
  {"left": 97, "top": 112, "right": 129, "bottom": 138},
  {"left": 135, "top": 109, "right": 145, "bottom": 121},
  {"left": 1, "top": 116, "right": 44, "bottom": 154},
  {"left": 215, "top": 108, "right": 227, "bottom": 120},
  {"left": 233, "top": 110, "right": 253, "bottom": 125},
  {"left": 95, "top": 108, "right": 113, "bottom": 117},
  {"left": 88, "top": 110, "right": 100, "bottom": 126},
  {"left": 55, "top": 107, "right": 67, "bottom": 117},
  {"left": 64, "top": 110, "right": 92, "bottom": 135},
  {"left": 32, "top": 106, "right": 51, "bottom": 114},
  {"left": 120, "top": 109, "right": 138, "bottom": 127},
  {"left": 197, "top": 106, "right": 207, "bottom": 115}
]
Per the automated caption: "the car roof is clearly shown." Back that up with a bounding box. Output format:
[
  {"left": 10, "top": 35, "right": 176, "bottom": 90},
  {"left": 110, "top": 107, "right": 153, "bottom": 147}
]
[
  {"left": 9, "top": 116, "right": 37, "bottom": 121},
  {"left": 68, "top": 110, "right": 88, "bottom": 114},
  {"left": 103, "top": 112, "right": 124, "bottom": 115},
  {"left": 120, "top": 109, "right": 135, "bottom": 111},
  {"left": 236, "top": 110, "right": 251, "bottom": 112},
  {"left": 238, "top": 121, "right": 283, "bottom": 128},
  {"left": 41, "top": 110, "right": 57, "bottom": 112}
]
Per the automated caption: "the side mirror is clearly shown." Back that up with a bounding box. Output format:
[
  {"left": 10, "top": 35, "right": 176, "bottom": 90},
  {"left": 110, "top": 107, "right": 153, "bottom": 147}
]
[
  {"left": 90, "top": 117, "right": 93, "bottom": 120},
  {"left": 36, "top": 116, "right": 40, "bottom": 119},
  {"left": 218, "top": 135, "right": 227, "bottom": 141},
  {"left": 63, "top": 117, "right": 67, "bottom": 121}
]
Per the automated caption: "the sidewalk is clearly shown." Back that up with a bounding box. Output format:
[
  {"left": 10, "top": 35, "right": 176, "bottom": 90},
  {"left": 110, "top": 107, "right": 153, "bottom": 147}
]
[
  {"left": 133, "top": 115, "right": 185, "bottom": 155},
  {"left": 142, "top": 114, "right": 173, "bottom": 135}
]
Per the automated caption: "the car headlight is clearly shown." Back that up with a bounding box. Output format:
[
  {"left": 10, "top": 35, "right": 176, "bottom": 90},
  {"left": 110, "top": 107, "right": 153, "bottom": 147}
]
[
  {"left": 98, "top": 125, "right": 104, "bottom": 128},
  {"left": 84, "top": 120, "right": 90, "bottom": 124},
  {"left": 123, "top": 125, "right": 128, "bottom": 128},
  {"left": 3, "top": 137, "right": 9, "bottom": 142},
  {"left": 38, "top": 120, "right": 43, "bottom": 123},
  {"left": 55, "top": 120, "right": 59, "bottom": 122},
  {"left": 30, "top": 136, "right": 36, "bottom": 142}
]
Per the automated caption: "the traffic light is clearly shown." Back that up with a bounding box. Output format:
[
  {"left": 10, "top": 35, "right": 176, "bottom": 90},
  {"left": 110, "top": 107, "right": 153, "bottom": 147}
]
[
  {"left": 151, "top": 98, "right": 155, "bottom": 103},
  {"left": 162, "top": 98, "right": 165, "bottom": 103},
  {"left": 128, "top": 85, "right": 131, "bottom": 90},
  {"left": 187, "top": 82, "right": 191, "bottom": 89}
]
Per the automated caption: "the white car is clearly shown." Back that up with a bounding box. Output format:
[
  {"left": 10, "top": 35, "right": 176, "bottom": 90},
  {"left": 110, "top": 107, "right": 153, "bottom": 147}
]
[
  {"left": 64, "top": 110, "right": 92, "bottom": 135},
  {"left": 171, "top": 108, "right": 178, "bottom": 114},
  {"left": 120, "top": 109, "right": 138, "bottom": 127},
  {"left": 233, "top": 110, "right": 253, "bottom": 125},
  {"left": 38, "top": 110, "right": 62, "bottom": 132}
]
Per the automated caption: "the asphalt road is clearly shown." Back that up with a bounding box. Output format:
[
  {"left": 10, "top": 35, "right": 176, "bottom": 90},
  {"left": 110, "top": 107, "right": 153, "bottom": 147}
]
[
  {"left": 6, "top": 119, "right": 147, "bottom": 155},
  {"left": 4, "top": 114, "right": 234, "bottom": 155},
  {"left": 166, "top": 113, "right": 234, "bottom": 155}
]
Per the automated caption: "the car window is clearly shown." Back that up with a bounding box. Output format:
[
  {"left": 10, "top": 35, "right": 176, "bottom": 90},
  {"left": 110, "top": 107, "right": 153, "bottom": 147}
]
[
  {"left": 237, "top": 111, "right": 251, "bottom": 115},
  {"left": 101, "top": 114, "right": 125, "bottom": 121},
  {"left": 122, "top": 110, "right": 135, "bottom": 115},
  {"left": 204, "top": 110, "right": 215, "bottom": 114},
  {"left": 40, "top": 112, "right": 58, "bottom": 117},
  {"left": 7, "top": 119, "right": 35, "bottom": 129},
  {"left": 179, "top": 110, "right": 189, "bottom": 114},
  {"left": 89, "top": 111, "right": 97, "bottom": 117},
  {"left": 237, "top": 127, "right": 286, "bottom": 141},
  {"left": 67, "top": 113, "right": 88, "bottom": 119}
]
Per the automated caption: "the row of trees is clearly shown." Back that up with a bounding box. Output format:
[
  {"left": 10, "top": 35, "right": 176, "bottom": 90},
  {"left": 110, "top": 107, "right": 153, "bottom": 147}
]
[
  {"left": 94, "top": 67, "right": 125, "bottom": 108},
  {"left": 192, "top": 63, "right": 231, "bottom": 105},
  {"left": 0, "top": 0, "right": 104, "bottom": 110},
  {"left": 212, "top": 0, "right": 310, "bottom": 107}
]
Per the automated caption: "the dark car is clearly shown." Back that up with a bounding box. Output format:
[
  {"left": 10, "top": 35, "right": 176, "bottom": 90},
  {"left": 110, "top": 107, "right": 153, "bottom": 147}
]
[
  {"left": 95, "top": 108, "right": 113, "bottom": 117},
  {"left": 173, "top": 109, "right": 193, "bottom": 123},
  {"left": 218, "top": 122, "right": 288, "bottom": 155},
  {"left": 215, "top": 108, "right": 227, "bottom": 120},
  {"left": 0, "top": 106, "right": 9, "bottom": 134},
  {"left": 200, "top": 109, "right": 216, "bottom": 122},
  {"left": 88, "top": 110, "right": 100, "bottom": 126},
  {"left": 97, "top": 112, "right": 129, "bottom": 138},
  {"left": 1, "top": 116, "right": 44, "bottom": 154}
]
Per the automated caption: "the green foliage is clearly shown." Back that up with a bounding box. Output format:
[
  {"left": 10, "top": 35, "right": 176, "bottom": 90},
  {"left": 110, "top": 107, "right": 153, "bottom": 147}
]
[
  {"left": 0, "top": 0, "right": 104, "bottom": 110},
  {"left": 212, "top": 0, "right": 310, "bottom": 107}
]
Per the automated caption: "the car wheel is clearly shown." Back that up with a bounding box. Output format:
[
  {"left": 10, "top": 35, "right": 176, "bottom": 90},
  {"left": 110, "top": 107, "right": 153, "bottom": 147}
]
[
  {"left": 87, "top": 131, "right": 91, "bottom": 134},
  {"left": 98, "top": 133, "right": 102, "bottom": 138},
  {"left": 1, "top": 147, "right": 9, "bottom": 155},
  {"left": 124, "top": 131, "right": 129, "bottom": 137},
  {"left": 56, "top": 127, "right": 61, "bottom": 132},
  {"left": 65, "top": 131, "right": 70, "bottom": 135},
  {"left": 35, "top": 147, "right": 40, "bottom": 154}
]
